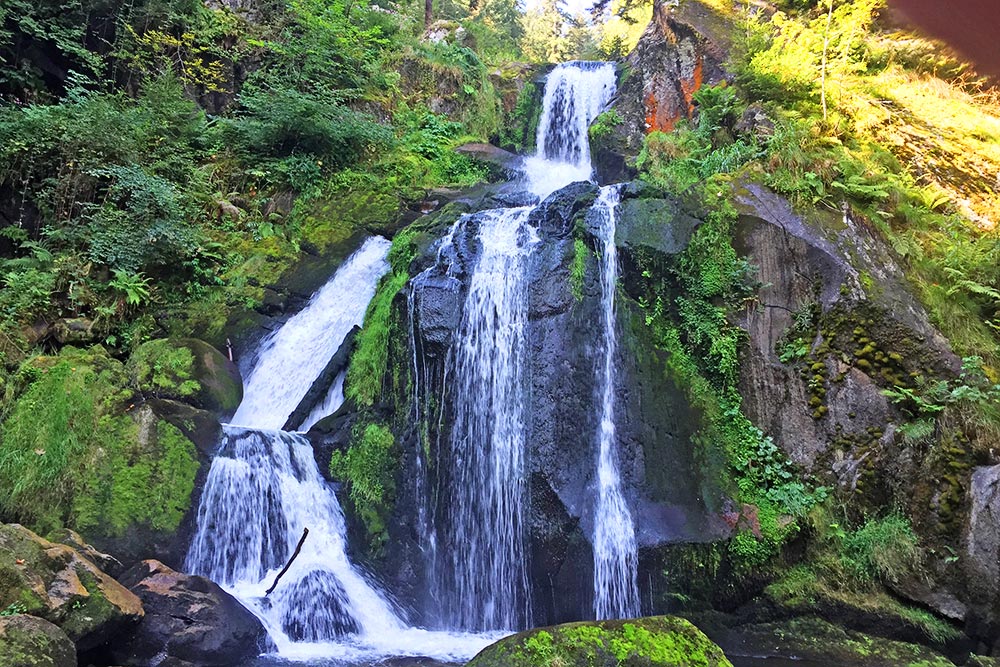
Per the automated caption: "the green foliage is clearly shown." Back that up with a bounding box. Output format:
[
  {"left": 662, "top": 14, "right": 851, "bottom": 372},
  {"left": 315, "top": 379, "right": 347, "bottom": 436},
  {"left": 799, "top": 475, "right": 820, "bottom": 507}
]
[
  {"left": 0, "top": 347, "right": 198, "bottom": 535},
  {"left": 634, "top": 184, "right": 826, "bottom": 568},
  {"left": 0, "top": 602, "right": 28, "bottom": 616},
  {"left": 127, "top": 339, "right": 200, "bottom": 398},
  {"left": 839, "top": 512, "right": 921, "bottom": 584},
  {"left": 499, "top": 80, "right": 542, "bottom": 153},
  {"left": 329, "top": 422, "right": 397, "bottom": 545},
  {"left": 589, "top": 109, "right": 623, "bottom": 141},
  {"left": 637, "top": 86, "right": 762, "bottom": 194},
  {"left": 222, "top": 86, "right": 392, "bottom": 186},
  {"left": 570, "top": 238, "right": 589, "bottom": 302},
  {"left": 345, "top": 270, "right": 409, "bottom": 408}
]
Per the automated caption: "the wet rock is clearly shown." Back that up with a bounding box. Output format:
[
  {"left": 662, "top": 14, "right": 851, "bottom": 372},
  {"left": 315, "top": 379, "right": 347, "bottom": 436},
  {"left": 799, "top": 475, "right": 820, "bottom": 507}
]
[
  {"left": 454, "top": 143, "right": 523, "bottom": 171},
  {"left": 614, "top": 196, "right": 700, "bottom": 257},
  {"left": 147, "top": 399, "right": 223, "bottom": 458},
  {"left": 128, "top": 338, "right": 243, "bottom": 415},
  {"left": 690, "top": 613, "right": 957, "bottom": 667},
  {"left": 466, "top": 616, "right": 732, "bottom": 667},
  {"left": 112, "top": 560, "right": 265, "bottom": 667},
  {"left": 283, "top": 325, "right": 359, "bottom": 430},
  {"left": 51, "top": 318, "right": 96, "bottom": 345},
  {"left": 47, "top": 529, "right": 124, "bottom": 579},
  {"left": 529, "top": 181, "right": 598, "bottom": 240},
  {"left": 413, "top": 275, "right": 463, "bottom": 350},
  {"left": 0, "top": 523, "right": 143, "bottom": 651},
  {"left": 0, "top": 615, "right": 76, "bottom": 667}
]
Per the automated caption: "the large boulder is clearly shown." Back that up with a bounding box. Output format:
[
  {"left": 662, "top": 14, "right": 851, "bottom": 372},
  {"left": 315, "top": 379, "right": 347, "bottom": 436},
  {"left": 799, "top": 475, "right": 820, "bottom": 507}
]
[
  {"left": 128, "top": 338, "right": 242, "bottom": 414},
  {"left": 466, "top": 616, "right": 732, "bottom": 667},
  {"left": 0, "top": 524, "right": 143, "bottom": 651},
  {"left": 112, "top": 560, "right": 265, "bottom": 667},
  {"left": 0, "top": 615, "right": 76, "bottom": 667}
]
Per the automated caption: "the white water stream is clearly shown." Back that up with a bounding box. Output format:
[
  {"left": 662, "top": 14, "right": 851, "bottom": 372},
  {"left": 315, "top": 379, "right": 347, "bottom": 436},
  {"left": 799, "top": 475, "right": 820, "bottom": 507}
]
[
  {"left": 591, "top": 185, "right": 641, "bottom": 619},
  {"left": 187, "top": 59, "right": 635, "bottom": 663}
]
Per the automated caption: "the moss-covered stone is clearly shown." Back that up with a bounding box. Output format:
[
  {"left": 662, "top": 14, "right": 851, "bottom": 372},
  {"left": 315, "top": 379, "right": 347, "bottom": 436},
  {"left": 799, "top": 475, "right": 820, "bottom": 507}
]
[
  {"left": 127, "top": 338, "right": 242, "bottom": 413},
  {"left": 0, "top": 524, "right": 143, "bottom": 651},
  {"left": 0, "top": 347, "right": 201, "bottom": 542},
  {"left": 696, "top": 615, "right": 956, "bottom": 667},
  {"left": 466, "top": 616, "right": 732, "bottom": 667},
  {"left": 0, "top": 614, "right": 76, "bottom": 667}
]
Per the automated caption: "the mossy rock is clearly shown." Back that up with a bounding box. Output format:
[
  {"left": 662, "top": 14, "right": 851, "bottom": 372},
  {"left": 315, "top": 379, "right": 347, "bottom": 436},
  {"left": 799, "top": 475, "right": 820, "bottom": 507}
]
[
  {"left": 705, "top": 616, "right": 957, "bottom": 667},
  {"left": 466, "top": 616, "right": 733, "bottom": 667},
  {"left": 0, "top": 615, "right": 76, "bottom": 667},
  {"left": 128, "top": 338, "right": 242, "bottom": 414},
  {"left": 0, "top": 524, "right": 143, "bottom": 651}
]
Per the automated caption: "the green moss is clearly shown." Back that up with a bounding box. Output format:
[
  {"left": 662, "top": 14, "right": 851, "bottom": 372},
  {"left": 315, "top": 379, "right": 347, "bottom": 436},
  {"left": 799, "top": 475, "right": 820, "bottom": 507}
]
[
  {"left": 329, "top": 422, "right": 397, "bottom": 551},
  {"left": 127, "top": 339, "right": 200, "bottom": 399},
  {"left": 570, "top": 238, "right": 589, "bottom": 302},
  {"left": 469, "top": 616, "right": 733, "bottom": 667},
  {"left": 344, "top": 271, "right": 409, "bottom": 408},
  {"left": 0, "top": 347, "right": 198, "bottom": 537}
]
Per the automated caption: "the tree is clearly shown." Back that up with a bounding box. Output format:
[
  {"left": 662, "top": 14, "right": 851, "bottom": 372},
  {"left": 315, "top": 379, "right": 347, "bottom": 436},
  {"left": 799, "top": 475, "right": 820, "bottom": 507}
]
[{"left": 521, "top": 0, "right": 568, "bottom": 63}]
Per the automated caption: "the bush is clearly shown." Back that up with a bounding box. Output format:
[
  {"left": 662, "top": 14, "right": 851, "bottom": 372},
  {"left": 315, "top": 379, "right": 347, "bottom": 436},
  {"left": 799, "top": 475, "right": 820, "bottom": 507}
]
[
  {"left": 329, "top": 422, "right": 397, "bottom": 546},
  {"left": 840, "top": 512, "right": 922, "bottom": 584}
]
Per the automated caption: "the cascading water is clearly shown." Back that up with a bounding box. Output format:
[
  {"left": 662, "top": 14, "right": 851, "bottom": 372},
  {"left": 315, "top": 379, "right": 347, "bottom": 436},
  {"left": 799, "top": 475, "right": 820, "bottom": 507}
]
[
  {"left": 186, "top": 237, "right": 493, "bottom": 662},
  {"left": 590, "top": 185, "right": 641, "bottom": 620},
  {"left": 232, "top": 238, "right": 393, "bottom": 430},
  {"left": 422, "top": 61, "right": 619, "bottom": 632},
  {"left": 523, "top": 61, "right": 618, "bottom": 198},
  {"left": 438, "top": 207, "right": 538, "bottom": 631}
]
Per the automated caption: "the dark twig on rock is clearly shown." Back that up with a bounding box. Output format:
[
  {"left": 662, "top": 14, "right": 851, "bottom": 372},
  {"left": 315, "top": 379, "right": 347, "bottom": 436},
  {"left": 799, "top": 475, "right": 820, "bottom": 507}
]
[{"left": 265, "top": 527, "right": 309, "bottom": 596}]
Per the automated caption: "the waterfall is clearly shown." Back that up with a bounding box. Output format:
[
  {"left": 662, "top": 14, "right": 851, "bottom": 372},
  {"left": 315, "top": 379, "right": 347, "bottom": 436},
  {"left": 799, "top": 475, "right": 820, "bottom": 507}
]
[
  {"left": 232, "top": 237, "right": 393, "bottom": 430},
  {"left": 423, "top": 61, "right": 618, "bottom": 632},
  {"left": 438, "top": 207, "right": 538, "bottom": 631},
  {"left": 591, "top": 185, "right": 641, "bottom": 620},
  {"left": 523, "top": 61, "right": 617, "bottom": 199},
  {"left": 186, "top": 237, "right": 495, "bottom": 663}
]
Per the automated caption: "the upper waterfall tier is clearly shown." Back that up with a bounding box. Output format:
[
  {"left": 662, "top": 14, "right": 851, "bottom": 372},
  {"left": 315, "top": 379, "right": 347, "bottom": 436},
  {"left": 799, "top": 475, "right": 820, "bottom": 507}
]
[
  {"left": 523, "top": 61, "right": 617, "bottom": 199},
  {"left": 231, "top": 236, "right": 391, "bottom": 430}
]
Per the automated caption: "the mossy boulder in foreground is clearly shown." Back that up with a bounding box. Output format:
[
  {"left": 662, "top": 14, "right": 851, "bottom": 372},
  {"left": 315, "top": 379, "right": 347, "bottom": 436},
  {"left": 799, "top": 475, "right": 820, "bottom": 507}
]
[
  {"left": 127, "top": 338, "right": 243, "bottom": 414},
  {"left": 0, "top": 615, "right": 76, "bottom": 667},
  {"left": 0, "top": 524, "right": 143, "bottom": 651},
  {"left": 466, "top": 616, "right": 733, "bottom": 667}
]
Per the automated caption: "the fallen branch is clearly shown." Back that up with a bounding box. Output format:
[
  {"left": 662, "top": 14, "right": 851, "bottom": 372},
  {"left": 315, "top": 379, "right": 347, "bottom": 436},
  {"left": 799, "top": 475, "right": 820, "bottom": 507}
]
[{"left": 265, "top": 527, "right": 309, "bottom": 596}]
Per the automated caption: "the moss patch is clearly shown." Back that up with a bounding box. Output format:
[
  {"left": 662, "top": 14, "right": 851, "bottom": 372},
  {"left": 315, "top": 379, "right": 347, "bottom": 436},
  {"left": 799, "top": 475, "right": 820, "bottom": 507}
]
[
  {"left": 0, "top": 347, "right": 199, "bottom": 537},
  {"left": 467, "top": 616, "right": 732, "bottom": 667}
]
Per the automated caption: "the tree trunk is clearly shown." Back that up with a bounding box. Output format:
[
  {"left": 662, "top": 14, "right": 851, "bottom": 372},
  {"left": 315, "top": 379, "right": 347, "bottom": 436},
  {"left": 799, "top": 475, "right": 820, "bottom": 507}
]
[{"left": 424, "top": 0, "right": 433, "bottom": 29}]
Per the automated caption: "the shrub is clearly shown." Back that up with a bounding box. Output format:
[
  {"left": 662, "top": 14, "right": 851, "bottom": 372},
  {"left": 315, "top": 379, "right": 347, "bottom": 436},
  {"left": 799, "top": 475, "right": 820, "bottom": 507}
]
[{"left": 840, "top": 512, "right": 922, "bottom": 584}]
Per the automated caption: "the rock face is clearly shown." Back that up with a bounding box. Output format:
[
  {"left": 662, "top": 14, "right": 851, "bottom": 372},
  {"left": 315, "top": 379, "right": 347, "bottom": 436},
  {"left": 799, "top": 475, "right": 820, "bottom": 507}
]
[
  {"left": 466, "top": 616, "right": 732, "bottom": 667},
  {"left": 355, "top": 183, "right": 727, "bottom": 625},
  {"left": 612, "top": 0, "right": 729, "bottom": 155},
  {"left": 0, "top": 615, "right": 76, "bottom": 667},
  {"left": 112, "top": 560, "right": 265, "bottom": 667},
  {"left": 733, "top": 183, "right": 958, "bottom": 471},
  {"left": 0, "top": 524, "right": 143, "bottom": 652},
  {"left": 967, "top": 464, "right": 1000, "bottom": 643}
]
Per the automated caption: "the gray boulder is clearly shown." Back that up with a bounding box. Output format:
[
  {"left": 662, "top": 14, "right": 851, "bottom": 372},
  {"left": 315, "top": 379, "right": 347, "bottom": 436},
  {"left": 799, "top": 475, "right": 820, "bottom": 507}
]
[{"left": 112, "top": 560, "right": 265, "bottom": 667}]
